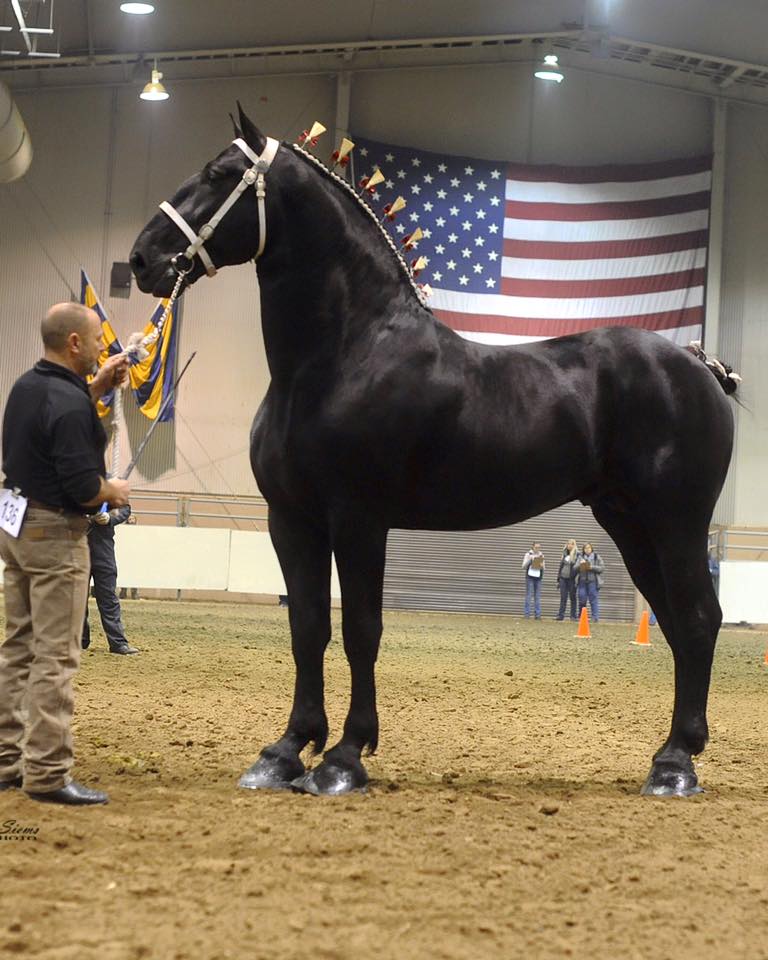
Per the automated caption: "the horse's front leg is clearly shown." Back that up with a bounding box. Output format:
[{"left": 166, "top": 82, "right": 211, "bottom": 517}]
[
  {"left": 238, "top": 507, "right": 332, "bottom": 790},
  {"left": 292, "top": 517, "right": 387, "bottom": 796}
]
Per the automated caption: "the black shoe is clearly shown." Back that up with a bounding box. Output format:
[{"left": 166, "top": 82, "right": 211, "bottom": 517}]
[
  {"left": 26, "top": 781, "right": 109, "bottom": 806},
  {"left": 108, "top": 641, "right": 139, "bottom": 655},
  {"left": 0, "top": 776, "right": 22, "bottom": 791}
]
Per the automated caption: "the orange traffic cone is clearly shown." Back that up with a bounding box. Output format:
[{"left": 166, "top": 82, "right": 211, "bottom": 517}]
[
  {"left": 575, "top": 607, "right": 590, "bottom": 638},
  {"left": 763, "top": 649, "right": 768, "bottom": 666},
  {"left": 631, "top": 610, "right": 652, "bottom": 646}
]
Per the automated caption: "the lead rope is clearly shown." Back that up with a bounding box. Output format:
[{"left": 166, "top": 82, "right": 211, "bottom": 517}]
[{"left": 110, "top": 386, "right": 123, "bottom": 476}]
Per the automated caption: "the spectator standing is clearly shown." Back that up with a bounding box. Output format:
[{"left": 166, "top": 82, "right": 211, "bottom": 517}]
[
  {"left": 522, "top": 542, "right": 545, "bottom": 620},
  {"left": 556, "top": 538, "right": 579, "bottom": 621},
  {"left": 118, "top": 513, "right": 140, "bottom": 600},
  {"left": 82, "top": 505, "right": 139, "bottom": 655},
  {"left": 708, "top": 548, "right": 720, "bottom": 596},
  {"left": 0, "top": 303, "right": 129, "bottom": 805},
  {"left": 575, "top": 542, "right": 605, "bottom": 622}
]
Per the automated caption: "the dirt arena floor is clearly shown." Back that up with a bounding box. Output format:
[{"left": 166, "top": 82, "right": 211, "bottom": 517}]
[{"left": 1, "top": 600, "right": 767, "bottom": 960}]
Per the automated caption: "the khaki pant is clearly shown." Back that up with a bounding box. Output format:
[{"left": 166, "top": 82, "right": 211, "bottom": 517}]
[{"left": 0, "top": 507, "right": 90, "bottom": 792}]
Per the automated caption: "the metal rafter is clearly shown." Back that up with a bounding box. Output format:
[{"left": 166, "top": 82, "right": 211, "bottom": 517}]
[
  {"left": 10, "top": 0, "right": 33, "bottom": 53},
  {"left": 84, "top": 0, "right": 93, "bottom": 62},
  {"left": 1, "top": 26, "right": 767, "bottom": 102},
  {"left": 551, "top": 33, "right": 768, "bottom": 90},
  {"left": 2, "top": 0, "right": 59, "bottom": 57}
]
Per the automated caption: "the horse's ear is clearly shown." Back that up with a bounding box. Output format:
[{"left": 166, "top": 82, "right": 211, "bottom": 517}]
[
  {"left": 236, "top": 100, "right": 265, "bottom": 151},
  {"left": 229, "top": 111, "right": 242, "bottom": 139}
]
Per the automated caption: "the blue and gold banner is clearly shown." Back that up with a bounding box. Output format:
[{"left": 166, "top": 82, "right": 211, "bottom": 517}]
[
  {"left": 80, "top": 270, "right": 123, "bottom": 418},
  {"left": 128, "top": 299, "right": 179, "bottom": 422}
]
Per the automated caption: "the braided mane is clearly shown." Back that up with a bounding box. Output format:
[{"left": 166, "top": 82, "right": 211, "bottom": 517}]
[{"left": 291, "top": 142, "right": 431, "bottom": 311}]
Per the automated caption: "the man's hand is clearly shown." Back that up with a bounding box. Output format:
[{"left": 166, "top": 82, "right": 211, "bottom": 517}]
[
  {"left": 83, "top": 477, "right": 130, "bottom": 509},
  {"left": 104, "top": 478, "right": 130, "bottom": 507},
  {"left": 89, "top": 354, "right": 129, "bottom": 401}
]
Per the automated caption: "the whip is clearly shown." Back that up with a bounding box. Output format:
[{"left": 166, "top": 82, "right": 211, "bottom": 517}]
[{"left": 120, "top": 351, "right": 197, "bottom": 480}]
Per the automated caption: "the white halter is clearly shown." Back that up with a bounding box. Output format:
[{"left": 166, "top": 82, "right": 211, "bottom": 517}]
[{"left": 159, "top": 136, "right": 280, "bottom": 276}]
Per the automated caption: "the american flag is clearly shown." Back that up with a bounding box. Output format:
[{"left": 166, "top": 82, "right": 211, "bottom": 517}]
[{"left": 352, "top": 138, "right": 710, "bottom": 346}]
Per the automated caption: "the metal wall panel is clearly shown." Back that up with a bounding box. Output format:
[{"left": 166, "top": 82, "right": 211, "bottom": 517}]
[
  {"left": 717, "top": 105, "right": 768, "bottom": 526},
  {"left": 383, "top": 502, "right": 636, "bottom": 622},
  {"left": 714, "top": 280, "right": 743, "bottom": 527}
]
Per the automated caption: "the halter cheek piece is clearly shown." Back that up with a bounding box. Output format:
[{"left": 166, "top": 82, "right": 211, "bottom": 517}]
[{"left": 159, "top": 136, "right": 280, "bottom": 277}]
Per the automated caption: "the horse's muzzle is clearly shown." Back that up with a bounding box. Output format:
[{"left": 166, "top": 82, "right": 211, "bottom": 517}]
[{"left": 129, "top": 248, "right": 181, "bottom": 297}]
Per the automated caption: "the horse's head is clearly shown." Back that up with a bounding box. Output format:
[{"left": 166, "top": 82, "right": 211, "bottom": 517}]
[{"left": 130, "top": 104, "right": 278, "bottom": 297}]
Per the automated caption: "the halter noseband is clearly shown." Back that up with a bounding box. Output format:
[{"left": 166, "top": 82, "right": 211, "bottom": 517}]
[{"left": 159, "top": 135, "right": 280, "bottom": 277}]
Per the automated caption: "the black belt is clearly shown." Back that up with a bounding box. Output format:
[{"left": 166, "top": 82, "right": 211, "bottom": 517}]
[{"left": 22, "top": 526, "right": 87, "bottom": 541}]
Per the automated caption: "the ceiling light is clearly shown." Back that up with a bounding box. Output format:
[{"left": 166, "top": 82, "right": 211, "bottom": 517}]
[
  {"left": 140, "top": 61, "right": 169, "bottom": 101},
  {"left": 120, "top": 3, "right": 155, "bottom": 14},
  {"left": 534, "top": 53, "right": 564, "bottom": 83}
]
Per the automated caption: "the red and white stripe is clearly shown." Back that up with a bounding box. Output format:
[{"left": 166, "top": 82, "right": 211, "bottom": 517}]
[{"left": 432, "top": 156, "right": 711, "bottom": 347}]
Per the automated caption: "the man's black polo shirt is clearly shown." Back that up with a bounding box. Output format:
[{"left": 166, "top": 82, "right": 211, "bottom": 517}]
[{"left": 2, "top": 360, "right": 107, "bottom": 513}]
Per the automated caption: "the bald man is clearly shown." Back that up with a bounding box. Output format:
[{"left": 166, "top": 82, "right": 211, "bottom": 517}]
[{"left": 0, "top": 302, "right": 130, "bottom": 806}]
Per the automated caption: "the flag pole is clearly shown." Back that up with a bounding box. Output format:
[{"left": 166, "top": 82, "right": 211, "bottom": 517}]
[{"left": 121, "top": 351, "right": 197, "bottom": 481}]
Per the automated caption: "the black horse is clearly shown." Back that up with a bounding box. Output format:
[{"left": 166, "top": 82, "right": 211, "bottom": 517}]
[{"left": 130, "top": 105, "right": 736, "bottom": 798}]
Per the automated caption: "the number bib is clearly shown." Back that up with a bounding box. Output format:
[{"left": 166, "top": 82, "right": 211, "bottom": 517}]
[{"left": 0, "top": 488, "right": 28, "bottom": 538}]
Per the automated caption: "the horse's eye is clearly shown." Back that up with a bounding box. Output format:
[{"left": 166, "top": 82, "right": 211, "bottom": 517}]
[{"left": 204, "top": 164, "right": 226, "bottom": 182}]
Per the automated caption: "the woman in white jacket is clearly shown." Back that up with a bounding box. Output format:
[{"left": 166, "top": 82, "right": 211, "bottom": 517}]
[{"left": 522, "top": 542, "right": 545, "bottom": 619}]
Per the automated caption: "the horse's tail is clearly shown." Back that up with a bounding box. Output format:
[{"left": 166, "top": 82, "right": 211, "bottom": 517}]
[{"left": 686, "top": 341, "right": 741, "bottom": 396}]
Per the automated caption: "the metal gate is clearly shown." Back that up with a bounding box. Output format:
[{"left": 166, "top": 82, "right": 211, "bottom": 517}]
[{"left": 383, "top": 502, "right": 636, "bottom": 621}]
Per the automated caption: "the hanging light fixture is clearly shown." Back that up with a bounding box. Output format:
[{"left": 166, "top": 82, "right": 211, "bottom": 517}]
[
  {"left": 534, "top": 53, "right": 564, "bottom": 83},
  {"left": 120, "top": 3, "right": 155, "bottom": 13},
  {"left": 140, "top": 60, "right": 169, "bottom": 101}
]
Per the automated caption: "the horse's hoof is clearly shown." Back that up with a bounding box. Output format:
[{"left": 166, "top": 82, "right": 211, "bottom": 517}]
[
  {"left": 290, "top": 761, "right": 368, "bottom": 796},
  {"left": 238, "top": 752, "right": 305, "bottom": 790},
  {"left": 640, "top": 763, "right": 703, "bottom": 798}
]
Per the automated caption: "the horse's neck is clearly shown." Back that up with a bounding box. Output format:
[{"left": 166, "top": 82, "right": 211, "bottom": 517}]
[{"left": 257, "top": 156, "right": 414, "bottom": 382}]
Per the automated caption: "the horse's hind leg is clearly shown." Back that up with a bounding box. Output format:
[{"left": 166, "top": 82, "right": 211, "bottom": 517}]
[
  {"left": 292, "top": 516, "right": 387, "bottom": 796},
  {"left": 643, "top": 524, "right": 721, "bottom": 797},
  {"left": 593, "top": 502, "right": 720, "bottom": 797},
  {"left": 238, "top": 507, "right": 332, "bottom": 790}
]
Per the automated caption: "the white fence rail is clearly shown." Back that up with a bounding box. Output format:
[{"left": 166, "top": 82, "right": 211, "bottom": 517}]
[{"left": 1, "top": 495, "right": 766, "bottom": 622}]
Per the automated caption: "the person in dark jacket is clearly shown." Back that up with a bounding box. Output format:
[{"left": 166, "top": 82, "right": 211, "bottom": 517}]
[
  {"left": 555, "top": 538, "right": 579, "bottom": 621},
  {"left": 575, "top": 542, "right": 605, "bottom": 622},
  {"left": 82, "top": 504, "right": 138, "bottom": 655}
]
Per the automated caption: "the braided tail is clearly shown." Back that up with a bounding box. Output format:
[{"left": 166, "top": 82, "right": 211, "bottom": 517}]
[{"left": 686, "top": 341, "right": 741, "bottom": 396}]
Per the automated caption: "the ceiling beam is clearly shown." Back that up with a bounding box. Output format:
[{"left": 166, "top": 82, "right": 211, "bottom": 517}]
[{"left": 1, "top": 28, "right": 768, "bottom": 106}]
